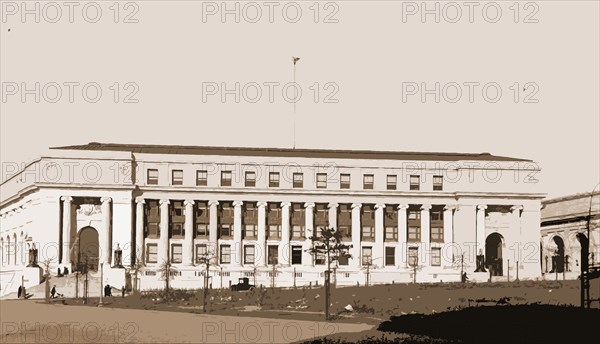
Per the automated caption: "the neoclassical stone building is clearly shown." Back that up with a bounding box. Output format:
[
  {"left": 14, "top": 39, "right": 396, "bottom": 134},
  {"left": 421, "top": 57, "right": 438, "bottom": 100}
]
[
  {"left": 540, "top": 191, "right": 600, "bottom": 280},
  {"left": 0, "top": 143, "right": 544, "bottom": 295}
]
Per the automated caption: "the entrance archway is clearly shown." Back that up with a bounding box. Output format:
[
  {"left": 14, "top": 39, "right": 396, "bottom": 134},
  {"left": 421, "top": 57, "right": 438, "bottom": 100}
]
[
  {"left": 77, "top": 227, "right": 99, "bottom": 271},
  {"left": 485, "top": 233, "right": 504, "bottom": 276},
  {"left": 550, "top": 236, "right": 565, "bottom": 273}
]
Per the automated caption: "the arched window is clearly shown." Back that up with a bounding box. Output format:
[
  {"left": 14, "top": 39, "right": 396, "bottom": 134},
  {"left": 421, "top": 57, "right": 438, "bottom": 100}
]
[
  {"left": 6, "top": 236, "right": 11, "bottom": 265},
  {"left": 0, "top": 238, "right": 4, "bottom": 265},
  {"left": 13, "top": 233, "right": 18, "bottom": 266}
]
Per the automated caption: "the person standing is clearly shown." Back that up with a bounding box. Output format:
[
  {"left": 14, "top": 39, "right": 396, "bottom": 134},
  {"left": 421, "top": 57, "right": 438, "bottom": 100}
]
[
  {"left": 51, "top": 285, "right": 56, "bottom": 298},
  {"left": 17, "top": 286, "right": 22, "bottom": 298}
]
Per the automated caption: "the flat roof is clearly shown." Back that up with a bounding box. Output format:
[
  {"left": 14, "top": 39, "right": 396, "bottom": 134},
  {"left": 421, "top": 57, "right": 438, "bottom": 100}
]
[{"left": 50, "top": 142, "right": 531, "bottom": 162}]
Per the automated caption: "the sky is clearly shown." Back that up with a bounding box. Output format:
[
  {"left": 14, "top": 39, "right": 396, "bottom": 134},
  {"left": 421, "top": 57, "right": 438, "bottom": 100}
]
[{"left": 1, "top": 0, "right": 599, "bottom": 199}]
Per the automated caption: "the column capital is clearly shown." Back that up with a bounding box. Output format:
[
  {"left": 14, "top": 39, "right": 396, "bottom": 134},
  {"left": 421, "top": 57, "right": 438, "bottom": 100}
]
[
  {"left": 159, "top": 199, "right": 170, "bottom": 206},
  {"left": 510, "top": 205, "right": 523, "bottom": 213},
  {"left": 233, "top": 201, "right": 244, "bottom": 207},
  {"left": 351, "top": 203, "right": 362, "bottom": 210},
  {"left": 280, "top": 202, "right": 291, "bottom": 208},
  {"left": 101, "top": 197, "right": 112, "bottom": 204},
  {"left": 328, "top": 202, "right": 338, "bottom": 209},
  {"left": 444, "top": 205, "right": 456, "bottom": 211},
  {"left": 375, "top": 203, "right": 386, "bottom": 210},
  {"left": 61, "top": 196, "right": 73, "bottom": 203},
  {"left": 304, "top": 202, "right": 315, "bottom": 209},
  {"left": 209, "top": 200, "right": 219, "bottom": 207},
  {"left": 257, "top": 201, "right": 268, "bottom": 208},
  {"left": 135, "top": 198, "right": 145, "bottom": 205},
  {"left": 397, "top": 204, "right": 409, "bottom": 210},
  {"left": 477, "top": 204, "right": 487, "bottom": 211},
  {"left": 420, "top": 204, "right": 432, "bottom": 211},
  {"left": 184, "top": 200, "right": 195, "bottom": 207}
]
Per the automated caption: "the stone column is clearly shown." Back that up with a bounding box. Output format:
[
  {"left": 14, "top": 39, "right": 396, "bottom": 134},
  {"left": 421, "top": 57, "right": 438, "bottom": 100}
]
[
  {"left": 510, "top": 205, "right": 523, "bottom": 267},
  {"left": 397, "top": 204, "right": 408, "bottom": 267},
  {"left": 101, "top": 197, "right": 112, "bottom": 265},
  {"left": 209, "top": 201, "right": 219, "bottom": 255},
  {"left": 303, "top": 203, "right": 315, "bottom": 266},
  {"left": 443, "top": 205, "right": 455, "bottom": 267},
  {"left": 420, "top": 204, "right": 431, "bottom": 266},
  {"left": 257, "top": 202, "right": 267, "bottom": 267},
  {"left": 328, "top": 203, "right": 338, "bottom": 230},
  {"left": 476, "top": 205, "right": 487, "bottom": 258},
  {"left": 351, "top": 203, "right": 362, "bottom": 268},
  {"left": 61, "top": 196, "right": 73, "bottom": 267},
  {"left": 135, "top": 199, "right": 145, "bottom": 265},
  {"left": 281, "top": 202, "right": 291, "bottom": 266},
  {"left": 233, "top": 201, "right": 243, "bottom": 267},
  {"left": 374, "top": 204, "right": 385, "bottom": 268},
  {"left": 184, "top": 200, "right": 195, "bottom": 265},
  {"left": 159, "top": 199, "right": 170, "bottom": 264}
]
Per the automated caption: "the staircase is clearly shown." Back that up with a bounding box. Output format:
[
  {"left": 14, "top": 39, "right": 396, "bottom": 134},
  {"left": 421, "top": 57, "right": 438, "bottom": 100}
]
[{"left": 0, "top": 271, "right": 102, "bottom": 300}]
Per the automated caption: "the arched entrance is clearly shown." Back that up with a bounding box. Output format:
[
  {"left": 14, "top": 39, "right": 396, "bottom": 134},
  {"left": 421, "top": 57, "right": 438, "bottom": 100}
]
[
  {"left": 485, "top": 233, "right": 504, "bottom": 276},
  {"left": 550, "top": 236, "right": 565, "bottom": 273},
  {"left": 77, "top": 227, "right": 99, "bottom": 271}
]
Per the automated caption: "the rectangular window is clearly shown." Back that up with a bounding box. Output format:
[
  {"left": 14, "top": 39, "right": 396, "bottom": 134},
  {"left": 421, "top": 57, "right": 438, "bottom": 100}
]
[
  {"left": 291, "top": 246, "right": 302, "bottom": 265},
  {"left": 170, "top": 200, "right": 185, "bottom": 237},
  {"left": 195, "top": 244, "right": 207, "bottom": 264},
  {"left": 408, "top": 247, "right": 419, "bottom": 267},
  {"left": 363, "top": 174, "right": 374, "bottom": 189},
  {"left": 315, "top": 250, "right": 325, "bottom": 265},
  {"left": 385, "top": 247, "right": 395, "bottom": 266},
  {"left": 338, "top": 248, "right": 350, "bottom": 266},
  {"left": 220, "top": 224, "right": 232, "bottom": 238},
  {"left": 431, "top": 226, "right": 444, "bottom": 243},
  {"left": 221, "top": 171, "right": 232, "bottom": 186},
  {"left": 316, "top": 173, "right": 327, "bottom": 189},
  {"left": 220, "top": 245, "right": 231, "bottom": 264},
  {"left": 433, "top": 175, "right": 443, "bottom": 191},
  {"left": 172, "top": 170, "right": 183, "bottom": 186},
  {"left": 338, "top": 225, "right": 351, "bottom": 239},
  {"left": 147, "top": 169, "right": 158, "bottom": 185},
  {"left": 196, "top": 170, "right": 208, "bottom": 186},
  {"left": 245, "top": 171, "right": 256, "bottom": 187},
  {"left": 293, "top": 173, "right": 303, "bottom": 188},
  {"left": 292, "top": 225, "right": 304, "bottom": 239},
  {"left": 268, "top": 225, "right": 281, "bottom": 239},
  {"left": 387, "top": 175, "right": 397, "bottom": 190},
  {"left": 145, "top": 200, "right": 160, "bottom": 238},
  {"left": 244, "top": 224, "right": 257, "bottom": 239},
  {"left": 171, "top": 244, "right": 182, "bottom": 263},
  {"left": 408, "top": 226, "right": 421, "bottom": 242},
  {"left": 269, "top": 172, "right": 280, "bottom": 187},
  {"left": 361, "top": 226, "right": 375, "bottom": 241},
  {"left": 431, "top": 248, "right": 441, "bottom": 266},
  {"left": 196, "top": 223, "right": 208, "bottom": 237},
  {"left": 146, "top": 243, "right": 158, "bottom": 263},
  {"left": 410, "top": 175, "right": 420, "bottom": 190},
  {"left": 268, "top": 245, "right": 278, "bottom": 265},
  {"left": 408, "top": 209, "right": 421, "bottom": 220},
  {"left": 340, "top": 173, "right": 350, "bottom": 189},
  {"left": 385, "top": 226, "right": 398, "bottom": 241},
  {"left": 362, "top": 247, "right": 373, "bottom": 266},
  {"left": 244, "top": 245, "right": 255, "bottom": 264}
]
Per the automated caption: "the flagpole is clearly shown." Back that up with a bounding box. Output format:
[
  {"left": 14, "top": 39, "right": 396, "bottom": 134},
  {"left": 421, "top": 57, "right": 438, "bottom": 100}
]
[{"left": 293, "top": 58, "right": 297, "bottom": 149}]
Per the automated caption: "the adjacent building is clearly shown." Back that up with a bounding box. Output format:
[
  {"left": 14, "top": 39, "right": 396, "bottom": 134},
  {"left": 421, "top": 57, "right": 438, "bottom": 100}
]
[{"left": 0, "top": 142, "right": 544, "bottom": 295}]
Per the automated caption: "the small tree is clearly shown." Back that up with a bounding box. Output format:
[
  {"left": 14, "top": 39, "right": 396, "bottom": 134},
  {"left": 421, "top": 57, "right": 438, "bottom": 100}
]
[
  {"left": 157, "top": 259, "right": 178, "bottom": 297},
  {"left": 129, "top": 254, "right": 144, "bottom": 292},
  {"left": 40, "top": 258, "right": 54, "bottom": 303},
  {"left": 196, "top": 249, "right": 217, "bottom": 312},
  {"left": 307, "top": 226, "right": 352, "bottom": 320}
]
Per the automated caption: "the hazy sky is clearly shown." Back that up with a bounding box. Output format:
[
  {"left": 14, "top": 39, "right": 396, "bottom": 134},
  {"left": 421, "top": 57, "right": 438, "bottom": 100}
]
[{"left": 1, "top": 1, "right": 598, "bottom": 198}]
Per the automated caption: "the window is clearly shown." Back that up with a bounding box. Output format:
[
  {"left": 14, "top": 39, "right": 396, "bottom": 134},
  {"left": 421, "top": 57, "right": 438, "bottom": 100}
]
[
  {"left": 363, "top": 174, "right": 374, "bottom": 189},
  {"left": 171, "top": 244, "right": 182, "bottom": 263},
  {"left": 385, "top": 247, "right": 395, "bottom": 266},
  {"left": 362, "top": 247, "right": 373, "bottom": 266},
  {"left": 385, "top": 226, "right": 398, "bottom": 241},
  {"left": 361, "top": 226, "right": 375, "bottom": 241},
  {"left": 291, "top": 246, "right": 302, "bottom": 265},
  {"left": 293, "top": 173, "right": 303, "bottom": 188},
  {"left": 244, "top": 224, "right": 257, "bottom": 239},
  {"left": 221, "top": 171, "right": 232, "bottom": 186},
  {"left": 338, "top": 247, "right": 350, "bottom": 266},
  {"left": 410, "top": 175, "right": 420, "bottom": 190},
  {"left": 340, "top": 173, "right": 350, "bottom": 189},
  {"left": 315, "top": 250, "right": 325, "bottom": 265},
  {"left": 433, "top": 175, "right": 443, "bottom": 191},
  {"left": 196, "top": 223, "right": 208, "bottom": 237},
  {"left": 220, "top": 224, "right": 232, "bottom": 238},
  {"left": 408, "top": 247, "right": 418, "bottom": 267},
  {"left": 172, "top": 170, "right": 183, "bottom": 186},
  {"left": 268, "top": 245, "right": 278, "bottom": 265},
  {"left": 269, "top": 172, "right": 280, "bottom": 187},
  {"left": 195, "top": 244, "right": 207, "bottom": 264},
  {"left": 431, "top": 248, "right": 441, "bottom": 266},
  {"left": 145, "top": 200, "right": 160, "bottom": 238},
  {"left": 268, "top": 225, "right": 281, "bottom": 239},
  {"left": 408, "top": 226, "right": 421, "bottom": 242},
  {"left": 430, "top": 207, "right": 444, "bottom": 243},
  {"left": 147, "top": 169, "right": 158, "bottom": 185},
  {"left": 387, "top": 175, "right": 397, "bottom": 190},
  {"left": 170, "top": 201, "right": 185, "bottom": 237},
  {"left": 338, "top": 225, "right": 351, "bottom": 239},
  {"left": 146, "top": 243, "right": 158, "bottom": 263},
  {"left": 292, "top": 225, "right": 304, "bottom": 239},
  {"left": 431, "top": 226, "right": 444, "bottom": 242},
  {"left": 196, "top": 170, "right": 208, "bottom": 186},
  {"left": 220, "top": 245, "right": 231, "bottom": 264},
  {"left": 244, "top": 245, "right": 255, "bottom": 264},
  {"left": 245, "top": 171, "right": 256, "bottom": 187},
  {"left": 316, "top": 173, "right": 327, "bottom": 189}
]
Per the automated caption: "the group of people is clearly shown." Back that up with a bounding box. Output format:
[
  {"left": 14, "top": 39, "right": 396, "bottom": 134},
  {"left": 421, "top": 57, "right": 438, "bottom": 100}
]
[
  {"left": 104, "top": 284, "right": 127, "bottom": 298},
  {"left": 57, "top": 267, "right": 69, "bottom": 277}
]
